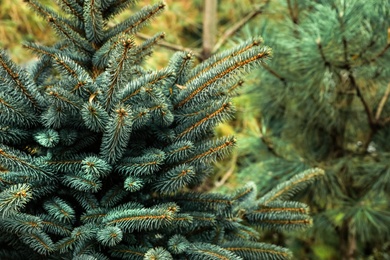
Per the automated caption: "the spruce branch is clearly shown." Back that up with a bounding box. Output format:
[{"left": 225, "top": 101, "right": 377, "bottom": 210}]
[
  {"left": 258, "top": 168, "right": 324, "bottom": 205},
  {"left": 57, "top": 0, "right": 84, "bottom": 20},
  {"left": 0, "top": 51, "right": 40, "bottom": 110},
  {"left": 175, "top": 46, "right": 271, "bottom": 109},
  {"left": 105, "top": 2, "right": 166, "bottom": 40},
  {"left": 187, "top": 38, "right": 264, "bottom": 86}
]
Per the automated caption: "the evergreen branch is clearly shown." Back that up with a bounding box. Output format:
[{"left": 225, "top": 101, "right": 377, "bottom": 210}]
[
  {"left": 0, "top": 50, "right": 39, "bottom": 109},
  {"left": 0, "top": 96, "right": 38, "bottom": 127},
  {"left": 222, "top": 241, "right": 291, "bottom": 260},
  {"left": 168, "top": 52, "right": 194, "bottom": 89},
  {"left": 104, "top": 37, "right": 135, "bottom": 110},
  {"left": 187, "top": 38, "right": 264, "bottom": 86},
  {"left": 153, "top": 164, "right": 196, "bottom": 194},
  {"left": 97, "top": 226, "right": 123, "bottom": 246},
  {"left": 213, "top": 2, "right": 270, "bottom": 53},
  {"left": 226, "top": 80, "right": 244, "bottom": 96},
  {"left": 43, "top": 197, "right": 76, "bottom": 224},
  {"left": 102, "top": 0, "right": 138, "bottom": 19},
  {"left": 100, "top": 105, "right": 133, "bottom": 164},
  {"left": 116, "top": 148, "right": 165, "bottom": 176},
  {"left": 0, "top": 145, "right": 50, "bottom": 178},
  {"left": 253, "top": 218, "right": 311, "bottom": 226},
  {"left": 0, "top": 184, "right": 33, "bottom": 217},
  {"left": 104, "top": 207, "right": 175, "bottom": 232},
  {"left": 338, "top": 9, "right": 376, "bottom": 131},
  {"left": 105, "top": 2, "right": 165, "bottom": 40},
  {"left": 163, "top": 141, "right": 194, "bottom": 164},
  {"left": 375, "top": 82, "right": 390, "bottom": 122},
  {"left": 100, "top": 185, "right": 128, "bottom": 207},
  {"left": 62, "top": 174, "right": 103, "bottom": 192},
  {"left": 110, "top": 245, "right": 147, "bottom": 259},
  {"left": 230, "top": 181, "right": 256, "bottom": 204},
  {"left": 258, "top": 168, "right": 324, "bottom": 204},
  {"left": 133, "top": 32, "right": 166, "bottom": 64},
  {"left": 120, "top": 69, "right": 174, "bottom": 104},
  {"left": 188, "top": 242, "right": 241, "bottom": 260},
  {"left": 20, "top": 231, "right": 54, "bottom": 255},
  {"left": 244, "top": 201, "right": 312, "bottom": 232},
  {"left": 252, "top": 207, "right": 307, "bottom": 214},
  {"left": 41, "top": 216, "right": 72, "bottom": 236},
  {"left": 172, "top": 192, "right": 232, "bottom": 212},
  {"left": 47, "top": 88, "right": 83, "bottom": 112},
  {"left": 84, "top": 0, "right": 105, "bottom": 44},
  {"left": 92, "top": 34, "right": 124, "bottom": 69},
  {"left": 46, "top": 158, "right": 83, "bottom": 173},
  {"left": 57, "top": 0, "right": 84, "bottom": 20},
  {"left": 175, "top": 47, "right": 271, "bottom": 109},
  {"left": 24, "top": 0, "right": 94, "bottom": 53},
  {"left": 175, "top": 101, "right": 234, "bottom": 140},
  {"left": 55, "top": 236, "right": 77, "bottom": 254},
  {"left": 24, "top": 43, "right": 88, "bottom": 80},
  {"left": 80, "top": 208, "right": 107, "bottom": 224},
  {"left": 81, "top": 102, "right": 110, "bottom": 132},
  {"left": 184, "top": 137, "right": 236, "bottom": 165}
]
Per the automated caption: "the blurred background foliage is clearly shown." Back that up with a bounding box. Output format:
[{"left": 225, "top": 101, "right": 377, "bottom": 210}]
[{"left": 1, "top": 0, "right": 390, "bottom": 259}]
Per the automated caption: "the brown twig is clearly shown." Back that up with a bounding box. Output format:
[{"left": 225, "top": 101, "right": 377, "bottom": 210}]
[
  {"left": 375, "top": 83, "right": 390, "bottom": 121},
  {"left": 212, "top": 0, "right": 270, "bottom": 53},
  {"left": 370, "top": 43, "right": 390, "bottom": 63},
  {"left": 135, "top": 32, "right": 202, "bottom": 59},
  {"left": 286, "top": 0, "right": 299, "bottom": 24},
  {"left": 214, "top": 153, "right": 237, "bottom": 188},
  {"left": 261, "top": 63, "right": 286, "bottom": 85}
]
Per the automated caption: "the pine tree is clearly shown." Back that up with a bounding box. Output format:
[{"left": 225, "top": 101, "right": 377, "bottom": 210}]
[
  {"left": 0, "top": 0, "right": 320, "bottom": 259},
  {"left": 236, "top": 0, "right": 390, "bottom": 258}
]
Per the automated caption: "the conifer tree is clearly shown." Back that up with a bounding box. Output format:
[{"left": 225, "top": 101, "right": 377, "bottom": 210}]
[
  {"left": 237, "top": 0, "right": 390, "bottom": 258},
  {"left": 0, "top": 0, "right": 320, "bottom": 259}
]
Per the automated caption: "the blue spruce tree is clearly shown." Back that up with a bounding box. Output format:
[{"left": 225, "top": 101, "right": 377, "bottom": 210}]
[{"left": 0, "top": 0, "right": 322, "bottom": 259}]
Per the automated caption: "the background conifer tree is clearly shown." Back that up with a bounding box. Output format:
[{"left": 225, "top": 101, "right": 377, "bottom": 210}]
[
  {"left": 0, "top": 0, "right": 321, "bottom": 258},
  {"left": 235, "top": 0, "right": 390, "bottom": 258}
]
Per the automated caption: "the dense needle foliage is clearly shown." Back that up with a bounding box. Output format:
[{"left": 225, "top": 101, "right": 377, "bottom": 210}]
[
  {"left": 0, "top": 0, "right": 321, "bottom": 259},
  {"left": 236, "top": 0, "right": 390, "bottom": 258}
]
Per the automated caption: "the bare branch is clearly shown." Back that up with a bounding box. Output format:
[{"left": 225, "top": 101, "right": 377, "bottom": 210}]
[
  {"left": 375, "top": 82, "right": 390, "bottom": 121},
  {"left": 370, "top": 43, "right": 390, "bottom": 63},
  {"left": 213, "top": 1, "right": 270, "bottom": 53},
  {"left": 135, "top": 33, "right": 202, "bottom": 59},
  {"left": 214, "top": 153, "right": 237, "bottom": 188}
]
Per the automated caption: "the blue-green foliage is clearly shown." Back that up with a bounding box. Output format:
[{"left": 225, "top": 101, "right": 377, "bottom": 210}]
[{"left": 0, "top": 0, "right": 317, "bottom": 259}]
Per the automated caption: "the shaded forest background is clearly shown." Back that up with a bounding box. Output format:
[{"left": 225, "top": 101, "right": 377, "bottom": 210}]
[{"left": 1, "top": 0, "right": 389, "bottom": 259}]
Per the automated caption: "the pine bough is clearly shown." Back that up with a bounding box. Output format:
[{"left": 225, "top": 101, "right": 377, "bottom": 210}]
[{"left": 0, "top": 0, "right": 322, "bottom": 259}]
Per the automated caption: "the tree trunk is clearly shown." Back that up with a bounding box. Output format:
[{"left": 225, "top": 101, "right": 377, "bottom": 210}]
[
  {"left": 340, "top": 218, "right": 356, "bottom": 260},
  {"left": 202, "top": 0, "right": 218, "bottom": 60}
]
